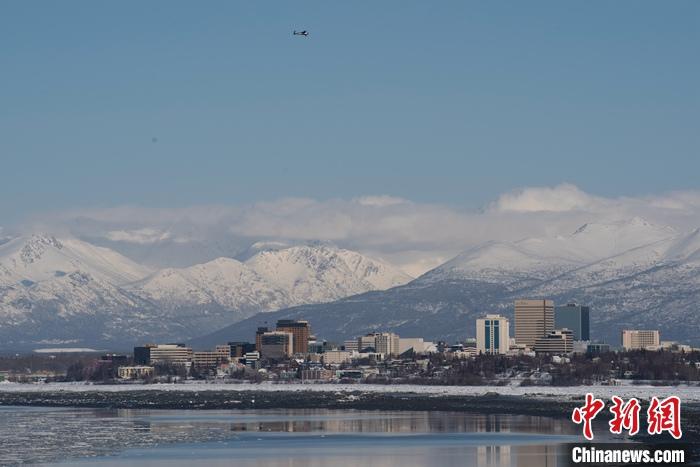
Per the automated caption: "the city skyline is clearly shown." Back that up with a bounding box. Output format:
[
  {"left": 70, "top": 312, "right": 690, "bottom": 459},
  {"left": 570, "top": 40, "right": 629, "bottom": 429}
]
[{"left": 2, "top": 2, "right": 697, "bottom": 464}]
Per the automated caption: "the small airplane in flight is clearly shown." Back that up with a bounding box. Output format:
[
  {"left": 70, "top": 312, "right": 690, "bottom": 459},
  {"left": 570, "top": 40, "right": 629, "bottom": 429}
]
[{"left": 293, "top": 30, "right": 309, "bottom": 37}]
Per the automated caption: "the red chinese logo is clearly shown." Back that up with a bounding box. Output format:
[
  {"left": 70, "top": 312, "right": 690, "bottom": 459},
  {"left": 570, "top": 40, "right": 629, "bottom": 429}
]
[
  {"left": 609, "top": 396, "right": 640, "bottom": 436},
  {"left": 572, "top": 393, "right": 605, "bottom": 440},
  {"left": 572, "top": 394, "right": 682, "bottom": 440},
  {"left": 647, "top": 396, "right": 682, "bottom": 439}
]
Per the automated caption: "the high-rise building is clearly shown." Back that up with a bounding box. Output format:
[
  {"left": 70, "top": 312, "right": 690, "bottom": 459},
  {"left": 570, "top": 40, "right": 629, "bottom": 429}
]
[
  {"left": 228, "top": 341, "right": 256, "bottom": 358},
  {"left": 514, "top": 299, "right": 554, "bottom": 348},
  {"left": 621, "top": 330, "right": 660, "bottom": 350},
  {"left": 476, "top": 314, "right": 510, "bottom": 354},
  {"left": 343, "top": 339, "right": 359, "bottom": 353},
  {"left": 276, "top": 320, "right": 310, "bottom": 354},
  {"left": 554, "top": 303, "right": 590, "bottom": 341},
  {"left": 358, "top": 335, "right": 377, "bottom": 352},
  {"left": 255, "top": 327, "right": 269, "bottom": 351},
  {"left": 534, "top": 329, "right": 574, "bottom": 355},
  {"left": 259, "top": 331, "right": 294, "bottom": 359},
  {"left": 133, "top": 344, "right": 155, "bottom": 365},
  {"left": 374, "top": 332, "right": 400, "bottom": 357}
]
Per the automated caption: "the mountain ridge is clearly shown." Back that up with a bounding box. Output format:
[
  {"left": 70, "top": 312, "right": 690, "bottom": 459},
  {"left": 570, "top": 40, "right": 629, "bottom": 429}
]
[
  {"left": 193, "top": 219, "right": 700, "bottom": 348},
  {"left": 0, "top": 235, "right": 412, "bottom": 350}
]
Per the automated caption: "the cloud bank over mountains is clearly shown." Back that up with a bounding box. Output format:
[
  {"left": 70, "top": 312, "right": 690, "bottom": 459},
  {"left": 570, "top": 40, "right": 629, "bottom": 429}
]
[{"left": 13, "top": 184, "right": 700, "bottom": 276}]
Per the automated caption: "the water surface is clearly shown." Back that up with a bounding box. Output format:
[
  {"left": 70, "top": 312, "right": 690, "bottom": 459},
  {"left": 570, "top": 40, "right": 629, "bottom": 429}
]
[{"left": 0, "top": 406, "right": 590, "bottom": 466}]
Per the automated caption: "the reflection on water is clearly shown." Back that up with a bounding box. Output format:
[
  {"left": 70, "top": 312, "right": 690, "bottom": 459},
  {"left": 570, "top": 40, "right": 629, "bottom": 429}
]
[{"left": 0, "top": 407, "right": 585, "bottom": 466}]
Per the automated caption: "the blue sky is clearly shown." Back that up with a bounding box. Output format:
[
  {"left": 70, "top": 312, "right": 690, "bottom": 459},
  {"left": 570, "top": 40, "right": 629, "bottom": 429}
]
[{"left": 1, "top": 1, "right": 698, "bottom": 223}]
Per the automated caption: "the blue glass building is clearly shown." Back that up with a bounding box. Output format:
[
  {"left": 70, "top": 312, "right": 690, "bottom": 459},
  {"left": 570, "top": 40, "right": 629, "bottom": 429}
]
[{"left": 554, "top": 303, "right": 590, "bottom": 341}]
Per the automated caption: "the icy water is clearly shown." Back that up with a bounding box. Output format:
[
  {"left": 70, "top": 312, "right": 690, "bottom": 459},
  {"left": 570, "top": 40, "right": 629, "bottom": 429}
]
[{"left": 0, "top": 406, "right": 587, "bottom": 466}]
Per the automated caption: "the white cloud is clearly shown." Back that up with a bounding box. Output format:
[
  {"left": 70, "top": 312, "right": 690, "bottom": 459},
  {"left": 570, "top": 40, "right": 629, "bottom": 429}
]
[
  {"left": 17, "top": 185, "right": 700, "bottom": 275},
  {"left": 354, "top": 195, "right": 409, "bottom": 207},
  {"left": 646, "top": 191, "right": 700, "bottom": 211},
  {"left": 490, "top": 183, "right": 604, "bottom": 212},
  {"left": 105, "top": 228, "right": 173, "bottom": 244}
]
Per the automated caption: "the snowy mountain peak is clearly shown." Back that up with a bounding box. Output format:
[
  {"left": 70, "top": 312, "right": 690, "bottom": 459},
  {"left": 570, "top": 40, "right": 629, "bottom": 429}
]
[
  {"left": 571, "top": 217, "right": 673, "bottom": 237},
  {"left": 244, "top": 244, "right": 412, "bottom": 303},
  {"left": 0, "top": 234, "right": 152, "bottom": 287},
  {"left": 118, "top": 244, "right": 413, "bottom": 343},
  {"left": 665, "top": 227, "right": 700, "bottom": 263},
  {"left": 18, "top": 234, "right": 64, "bottom": 265},
  {"left": 425, "top": 218, "right": 681, "bottom": 285}
]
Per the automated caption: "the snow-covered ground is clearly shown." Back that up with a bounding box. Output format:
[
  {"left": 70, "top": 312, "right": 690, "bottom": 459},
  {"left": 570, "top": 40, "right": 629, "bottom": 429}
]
[{"left": 1, "top": 381, "right": 699, "bottom": 401}]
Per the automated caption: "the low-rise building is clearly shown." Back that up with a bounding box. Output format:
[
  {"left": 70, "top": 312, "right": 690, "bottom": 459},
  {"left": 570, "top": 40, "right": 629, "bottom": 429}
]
[
  {"left": 118, "top": 366, "right": 154, "bottom": 379},
  {"left": 244, "top": 351, "right": 260, "bottom": 369},
  {"left": 399, "top": 338, "right": 434, "bottom": 355},
  {"left": 215, "top": 345, "right": 231, "bottom": 362},
  {"left": 343, "top": 339, "right": 359, "bottom": 353},
  {"left": 587, "top": 343, "right": 611, "bottom": 355},
  {"left": 300, "top": 368, "right": 335, "bottom": 381},
  {"left": 535, "top": 329, "right": 573, "bottom": 355},
  {"left": 193, "top": 351, "right": 224, "bottom": 369},
  {"left": 323, "top": 350, "right": 352, "bottom": 365},
  {"left": 621, "top": 330, "right": 660, "bottom": 350},
  {"left": 149, "top": 344, "right": 193, "bottom": 365}
]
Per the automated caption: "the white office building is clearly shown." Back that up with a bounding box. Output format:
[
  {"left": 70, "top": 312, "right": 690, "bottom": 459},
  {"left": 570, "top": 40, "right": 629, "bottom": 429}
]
[{"left": 476, "top": 314, "right": 510, "bottom": 355}]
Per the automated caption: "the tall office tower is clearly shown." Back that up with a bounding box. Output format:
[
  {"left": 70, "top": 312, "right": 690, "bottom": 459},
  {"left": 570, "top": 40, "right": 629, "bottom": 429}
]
[
  {"left": 133, "top": 344, "right": 155, "bottom": 365},
  {"left": 476, "top": 314, "right": 510, "bottom": 354},
  {"left": 514, "top": 299, "right": 554, "bottom": 348},
  {"left": 276, "top": 319, "right": 310, "bottom": 354},
  {"left": 255, "top": 327, "right": 269, "bottom": 351},
  {"left": 228, "top": 341, "right": 256, "bottom": 358},
  {"left": 621, "top": 330, "right": 660, "bottom": 350},
  {"left": 358, "top": 334, "right": 377, "bottom": 352},
  {"left": 259, "top": 331, "right": 294, "bottom": 359},
  {"left": 374, "top": 332, "right": 400, "bottom": 357},
  {"left": 554, "top": 303, "right": 590, "bottom": 341}
]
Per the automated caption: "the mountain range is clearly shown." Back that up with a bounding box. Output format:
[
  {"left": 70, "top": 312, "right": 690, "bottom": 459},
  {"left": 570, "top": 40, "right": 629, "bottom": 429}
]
[
  {"left": 3, "top": 216, "right": 700, "bottom": 351},
  {"left": 194, "top": 218, "right": 700, "bottom": 348},
  {"left": 0, "top": 236, "right": 411, "bottom": 350}
]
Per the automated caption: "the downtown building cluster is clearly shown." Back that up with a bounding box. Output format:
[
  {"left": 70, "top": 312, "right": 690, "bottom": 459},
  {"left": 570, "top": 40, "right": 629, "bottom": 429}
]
[
  {"left": 474, "top": 299, "right": 674, "bottom": 357},
  {"left": 112, "top": 298, "right": 693, "bottom": 383}
]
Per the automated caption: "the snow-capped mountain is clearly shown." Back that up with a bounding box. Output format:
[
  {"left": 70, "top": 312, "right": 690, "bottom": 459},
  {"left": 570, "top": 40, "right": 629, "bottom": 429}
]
[
  {"left": 0, "top": 236, "right": 412, "bottom": 349},
  {"left": 0, "top": 234, "right": 152, "bottom": 286},
  {"left": 422, "top": 217, "right": 677, "bottom": 286},
  {"left": 244, "top": 244, "right": 413, "bottom": 303},
  {"left": 132, "top": 257, "right": 292, "bottom": 315},
  {"left": 5, "top": 217, "right": 700, "bottom": 350},
  {"left": 132, "top": 244, "right": 412, "bottom": 318},
  {"left": 0, "top": 235, "right": 168, "bottom": 348},
  {"left": 199, "top": 218, "right": 700, "bottom": 348}
]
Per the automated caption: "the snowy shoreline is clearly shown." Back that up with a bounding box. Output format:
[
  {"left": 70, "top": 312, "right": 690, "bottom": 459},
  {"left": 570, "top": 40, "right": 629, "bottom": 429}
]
[{"left": 1, "top": 381, "right": 699, "bottom": 401}]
